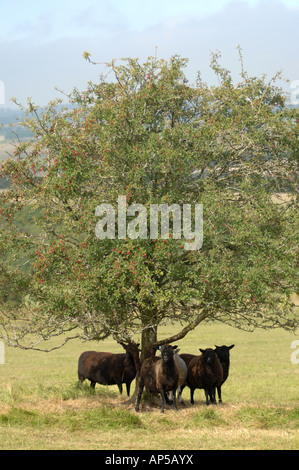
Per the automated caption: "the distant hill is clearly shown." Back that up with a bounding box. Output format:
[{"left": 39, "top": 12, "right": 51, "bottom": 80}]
[
  {"left": 0, "top": 104, "right": 78, "bottom": 142},
  {"left": 0, "top": 108, "right": 27, "bottom": 125},
  {"left": 0, "top": 108, "right": 34, "bottom": 141}
]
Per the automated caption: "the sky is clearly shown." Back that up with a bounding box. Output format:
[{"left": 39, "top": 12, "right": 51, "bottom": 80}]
[{"left": 0, "top": 0, "right": 298, "bottom": 109}]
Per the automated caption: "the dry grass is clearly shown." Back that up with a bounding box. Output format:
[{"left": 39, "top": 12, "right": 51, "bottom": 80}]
[{"left": 0, "top": 398, "right": 297, "bottom": 450}]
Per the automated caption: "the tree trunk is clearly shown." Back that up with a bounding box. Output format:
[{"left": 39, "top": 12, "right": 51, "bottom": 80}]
[
  {"left": 120, "top": 324, "right": 158, "bottom": 406},
  {"left": 141, "top": 325, "right": 157, "bottom": 362}
]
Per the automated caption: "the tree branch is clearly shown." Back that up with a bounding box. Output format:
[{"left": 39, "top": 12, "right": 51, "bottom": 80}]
[{"left": 151, "top": 308, "right": 210, "bottom": 348}]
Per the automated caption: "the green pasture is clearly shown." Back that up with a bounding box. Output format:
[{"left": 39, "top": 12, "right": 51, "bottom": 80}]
[{"left": 0, "top": 322, "right": 298, "bottom": 450}]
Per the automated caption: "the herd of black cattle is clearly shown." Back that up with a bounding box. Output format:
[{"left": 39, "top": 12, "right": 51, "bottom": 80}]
[{"left": 78, "top": 342, "right": 235, "bottom": 413}]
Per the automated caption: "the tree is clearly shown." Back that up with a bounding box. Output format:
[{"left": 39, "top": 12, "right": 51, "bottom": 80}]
[{"left": 0, "top": 51, "right": 298, "bottom": 359}]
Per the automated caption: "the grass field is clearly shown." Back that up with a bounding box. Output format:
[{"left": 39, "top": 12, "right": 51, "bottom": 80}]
[{"left": 0, "top": 322, "right": 298, "bottom": 450}]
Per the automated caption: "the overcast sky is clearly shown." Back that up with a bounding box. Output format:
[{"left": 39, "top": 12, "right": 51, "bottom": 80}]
[{"left": 0, "top": 0, "right": 298, "bottom": 109}]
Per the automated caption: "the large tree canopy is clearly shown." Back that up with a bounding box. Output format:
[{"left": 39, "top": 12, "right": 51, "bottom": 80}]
[{"left": 0, "top": 51, "right": 298, "bottom": 356}]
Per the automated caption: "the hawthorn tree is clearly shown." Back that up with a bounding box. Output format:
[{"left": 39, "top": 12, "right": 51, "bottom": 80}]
[{"left": 0, "top": 51, "right": 298, "bottom": 358}]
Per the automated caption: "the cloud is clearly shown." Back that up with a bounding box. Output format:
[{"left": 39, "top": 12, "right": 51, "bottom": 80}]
[
  {"left": 70, "top": 2, "right": 129, "bottom": 36},
  {"left": 1, "top": 1, "right": 298, "bottom": 108},
  {"left": 121, "top": 0, "right": 299, "bottom": 83}
]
